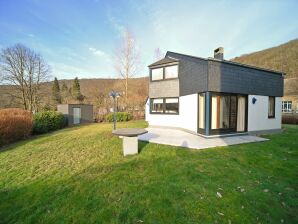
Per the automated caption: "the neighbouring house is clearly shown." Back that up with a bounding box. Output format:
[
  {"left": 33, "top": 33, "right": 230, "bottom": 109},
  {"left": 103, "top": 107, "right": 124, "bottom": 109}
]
[
  {"left": 145, "top": 47, "right": 284, "bottom": 136},
  {"left": 282, "top": 78, "right": 298, "bottom": 114},
  {"left": 57, "top": 104, "right": 93, "bottom": 126}
]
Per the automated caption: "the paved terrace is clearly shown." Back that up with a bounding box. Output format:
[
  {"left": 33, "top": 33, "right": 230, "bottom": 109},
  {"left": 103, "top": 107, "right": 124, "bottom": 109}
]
[{"left": 138, "top": 127, "right": 268, "bottom": 150}]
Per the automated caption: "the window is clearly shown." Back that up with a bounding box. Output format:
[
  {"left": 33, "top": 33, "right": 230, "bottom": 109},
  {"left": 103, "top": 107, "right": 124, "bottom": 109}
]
[
  {"left": 268, "top": 96, "right": 275, "bottom": 118},
  {"left": 151, "top": 68, "right": 163, "bottom": 81},
  {"left": 165, "top": 98, "right": 179, "bottom": 113},
  {"left": 165, "top": 65, "right": 178, "bottom": 79},
  {"left": 150, "top": 98, "right": 179, "bottom": 114},
  {"left": 151, "top": 98, "right": 163, "bottom": 113},
  {"left": 282, "top": 101, "right": 292, "bottom": 113},
  {"left": 198, "top": 93, "right": 205, "bottom": 129},
  {"left": 150, "top": 64, "right": 178, "bottom": 81}
]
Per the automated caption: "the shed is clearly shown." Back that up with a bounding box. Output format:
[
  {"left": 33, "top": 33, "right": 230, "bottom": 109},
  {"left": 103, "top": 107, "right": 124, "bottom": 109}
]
[{"left": 57, "top": 104, "right": 93, "bottom": 126}]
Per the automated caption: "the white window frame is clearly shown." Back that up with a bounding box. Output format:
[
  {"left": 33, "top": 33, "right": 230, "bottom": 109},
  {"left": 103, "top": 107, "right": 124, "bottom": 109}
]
[{"left": 282, "top": 101, "right": 292, "bottom": 113}]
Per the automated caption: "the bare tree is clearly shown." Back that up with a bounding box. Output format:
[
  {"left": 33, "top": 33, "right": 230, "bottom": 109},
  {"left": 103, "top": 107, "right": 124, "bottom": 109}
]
[
  {"left": 0, "top": 44, "right": 51, "bottom": 112},
  {"left": 154, "top": 48, "right": 164, "bottom": 61},
  {"left": 114, "top": 29, "right": 139, "bottom": 108}
]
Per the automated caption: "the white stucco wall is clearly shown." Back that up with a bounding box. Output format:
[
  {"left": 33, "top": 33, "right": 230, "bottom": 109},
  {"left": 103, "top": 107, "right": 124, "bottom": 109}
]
[
  {"left": 247, "top": 95, "right": 282, "bottom": 132},
  {"left": 145, "top": 94, "right": 198, "bottom": 133}
]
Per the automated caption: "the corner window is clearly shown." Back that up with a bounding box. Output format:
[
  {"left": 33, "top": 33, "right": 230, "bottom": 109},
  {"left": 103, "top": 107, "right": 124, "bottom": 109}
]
[
  {"left": 268, "top": 96, "right": 275, "bottom": 118},
  {"left": 282, "top": 101, "right": 292, "bottom": 113},
  {"left": 151, "top": 68, "right": 163, "bottom": 81},
  {"left": 165, "top": 65, "right": 178, "bottom": 79},
  {"left": 150, "top": 98, "right": 179, "bottom": 114}
]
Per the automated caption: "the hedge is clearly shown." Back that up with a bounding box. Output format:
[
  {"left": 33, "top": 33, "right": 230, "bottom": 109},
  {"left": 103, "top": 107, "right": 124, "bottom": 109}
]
[
  {"left": 105, "top": 112, "right": 133, "bottom": 122},
  {"left": 33, "top": 111, "right": 66, "bottom": 134},
  {"left": 0, "top": 108, "right": 33, "bottom": 146}
]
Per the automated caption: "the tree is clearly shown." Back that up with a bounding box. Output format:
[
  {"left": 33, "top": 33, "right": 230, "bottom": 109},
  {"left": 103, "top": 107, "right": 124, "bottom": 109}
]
[
  {"left": 154, "top": 48, "right": 163, "bottom": 60},
  {"left": 114, "top": 29, "right": 139, "bottom": 108},
  {"left": 0, "top": 43, "right": 51, "bottom": 112},
  {"left": 52, "top": 77, "right": 61, "bottom": 104},
  {"left": 61, "top": 81, "right": 69, "bottom": 103},
  {"left": 71, "top": 77, "right": 83, "bottom": 101}
]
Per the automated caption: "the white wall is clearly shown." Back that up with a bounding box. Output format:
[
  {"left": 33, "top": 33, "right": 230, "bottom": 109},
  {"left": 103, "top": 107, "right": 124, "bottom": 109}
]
[
  {"left": 248, "top": 95, "right": 282, "bottom": 132},
  {"left": 145, "top": 94, "right": 198, "bottom": 133}
]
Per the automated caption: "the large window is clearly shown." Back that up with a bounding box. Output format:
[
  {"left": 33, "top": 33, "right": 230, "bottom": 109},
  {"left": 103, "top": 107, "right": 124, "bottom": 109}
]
[
  {"left": 151, "top": 68, "right": 163, "bottom": 81},
  {"left": 198, "top": 93, "right": 205, "bottom": 130},
  {"left": 150, "top": 98, "right": 179, "bottom": 114},
  {"left": 165, "top": 65, "right": 178, "bottom": 79},
  {"left": 282, "top": 101, "right": 292, "bottom": 113},
  {"left": 150, "top": 64, "right": 178, "bottom": 81},
  {"left": 268, "top": 96, "right": 275, "bottom": 118}
]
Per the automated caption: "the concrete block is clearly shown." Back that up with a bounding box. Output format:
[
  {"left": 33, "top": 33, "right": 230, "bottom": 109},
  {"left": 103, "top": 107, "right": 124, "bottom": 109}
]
[{"left": 123, "top": 136, "right": 138, "bottom": 156}]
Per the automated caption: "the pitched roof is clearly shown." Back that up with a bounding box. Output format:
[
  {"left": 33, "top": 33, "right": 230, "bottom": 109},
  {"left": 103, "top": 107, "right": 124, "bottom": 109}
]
[{"left": 148, "top": 57, "right": 179, "bottom": 67}]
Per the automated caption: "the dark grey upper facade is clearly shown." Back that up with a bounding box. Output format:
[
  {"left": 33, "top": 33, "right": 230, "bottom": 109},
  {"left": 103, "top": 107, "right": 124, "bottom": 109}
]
[{"left": 148, "top": 51, "right": 284, "bottom": 98}]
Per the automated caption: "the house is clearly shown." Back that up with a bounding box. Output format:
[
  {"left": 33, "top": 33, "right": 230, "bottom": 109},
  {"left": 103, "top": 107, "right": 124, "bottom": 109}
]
[
  {"left": 57, "top": 104, "right": 93, "bottom": 126},
  {"left": 145, "top": 48, "right": 284, "bottom": 136}
]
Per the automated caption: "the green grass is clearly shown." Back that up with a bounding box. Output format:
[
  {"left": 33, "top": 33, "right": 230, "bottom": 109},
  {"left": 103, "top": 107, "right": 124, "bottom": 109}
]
[{"left": 0, "top": 121, "right": 297, "bottom": 224}]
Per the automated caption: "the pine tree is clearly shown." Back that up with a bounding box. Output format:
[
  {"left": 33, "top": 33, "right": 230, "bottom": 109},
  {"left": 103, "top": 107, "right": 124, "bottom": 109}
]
[
  {"left": 71, "top": 77, "right": 83, "bottom": 101},
  {"left": 61, "top": 82, "right": 68, "bottom": 103},
  {"left": 52, "top": 77, "right": 61, "bottom": 104}
]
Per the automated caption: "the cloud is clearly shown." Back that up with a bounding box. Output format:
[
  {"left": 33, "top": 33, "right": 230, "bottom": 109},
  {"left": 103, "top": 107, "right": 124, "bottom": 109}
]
[{"left": 88, "top": 47, "right": 105, "bottom": 56}]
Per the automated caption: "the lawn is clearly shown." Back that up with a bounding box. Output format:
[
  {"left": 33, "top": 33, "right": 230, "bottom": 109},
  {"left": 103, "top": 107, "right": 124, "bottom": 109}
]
[{"left": 0, "top": 121, "right": 297, "bottom": 224}]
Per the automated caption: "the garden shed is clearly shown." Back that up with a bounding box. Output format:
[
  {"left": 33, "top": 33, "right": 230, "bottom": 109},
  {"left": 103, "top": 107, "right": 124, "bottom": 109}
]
[{"left": 57, "top": 104, "right": 93, "bottom": 126}]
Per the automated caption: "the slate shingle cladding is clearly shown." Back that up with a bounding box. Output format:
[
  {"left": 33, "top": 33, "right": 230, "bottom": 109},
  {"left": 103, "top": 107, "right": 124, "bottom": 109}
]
[{"left": 148, "top": 51, "right": 284, "bottom": 98}]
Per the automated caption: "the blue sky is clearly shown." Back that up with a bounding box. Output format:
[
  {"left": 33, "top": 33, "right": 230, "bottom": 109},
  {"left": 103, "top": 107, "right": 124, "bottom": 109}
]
[{"left": 0, "top": 0, "right": 297, "bottom": 79}]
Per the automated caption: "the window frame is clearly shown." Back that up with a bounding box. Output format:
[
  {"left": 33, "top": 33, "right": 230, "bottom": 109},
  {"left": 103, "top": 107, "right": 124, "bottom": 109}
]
[
  {"left": 268, "top": 96, "right": 276, "bottom": 119},
  {"left": 282, "top": 101, "right": 292, "bottom": 113},
  {"left": 150, "top": 97, "right": 179, "bottom": 115},
  {"left": 150, "top": 63, "right": 179, "bottom": 82}
]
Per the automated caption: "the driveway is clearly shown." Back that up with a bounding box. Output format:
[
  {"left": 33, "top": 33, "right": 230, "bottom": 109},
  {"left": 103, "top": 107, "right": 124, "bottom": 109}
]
[{"left": 138, "top": 127, "right": 268, "bottom": 150}]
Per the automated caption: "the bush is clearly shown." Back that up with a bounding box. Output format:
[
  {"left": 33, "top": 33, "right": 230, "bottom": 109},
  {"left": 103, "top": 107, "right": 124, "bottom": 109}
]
[
  {"left": 105, "top": 112, "right": 133, "bottom": 122},
  {"left": 282, "top": 114, "right": 298, "bottom": 125},
  {"left": 0, "top": 108, "right": 33, "bottom": 146},
  {"left": 33, "top": 111, "right": 66, "bottom": 134}
]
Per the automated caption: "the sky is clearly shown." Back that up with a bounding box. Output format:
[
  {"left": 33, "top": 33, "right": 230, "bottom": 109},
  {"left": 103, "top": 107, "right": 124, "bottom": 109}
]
[{"left": 0, "top": 0, "right": 297, "bottom": 79}]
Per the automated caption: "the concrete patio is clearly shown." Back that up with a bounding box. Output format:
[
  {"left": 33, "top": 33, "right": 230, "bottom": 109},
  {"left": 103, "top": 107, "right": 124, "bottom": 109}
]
[{"left": 138, "top": 127, "right": 268, "bottom": 150}]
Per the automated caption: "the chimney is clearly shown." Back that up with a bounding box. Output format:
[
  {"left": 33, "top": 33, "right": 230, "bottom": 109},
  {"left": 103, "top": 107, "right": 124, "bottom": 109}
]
[{"left": 214, "top": 47, "right": 224, "bottom": 60}]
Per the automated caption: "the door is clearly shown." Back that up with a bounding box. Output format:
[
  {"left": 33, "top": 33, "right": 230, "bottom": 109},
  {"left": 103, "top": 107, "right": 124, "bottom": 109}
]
[{"left": 73, "top": 107, "right": 81, "bottom": 124}]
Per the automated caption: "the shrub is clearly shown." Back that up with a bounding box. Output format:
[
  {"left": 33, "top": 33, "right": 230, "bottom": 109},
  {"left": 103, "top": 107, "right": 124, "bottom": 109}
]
[
  {"left": 33, "top": 111, "right": 66, "bottom": 134},
  {"left": 0, "top": 108, "right": 33, "bottom": 146},
  {"left": 282, "top": 114, "right": 298, "bottom": 125},
  {"left": 105, "top": 112, "right": 133, "bottom": 122}
]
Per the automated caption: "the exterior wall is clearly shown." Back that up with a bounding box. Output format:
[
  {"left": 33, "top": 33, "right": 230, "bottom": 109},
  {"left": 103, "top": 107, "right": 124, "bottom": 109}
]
[
  {"left": 146, "top": 94, "right": 198, "bottom": 133},
  {"left": 208, "top": 60, "right": 284, "bottom": 97},
  {"left": 166, "top": 52, "right": 208, "bottom": 96},
  {"left": 247, "top": 95, "right": 282, "bottom": 132},
  {"left": 149, "top": 79, "right": 179, "bottom": 98}
]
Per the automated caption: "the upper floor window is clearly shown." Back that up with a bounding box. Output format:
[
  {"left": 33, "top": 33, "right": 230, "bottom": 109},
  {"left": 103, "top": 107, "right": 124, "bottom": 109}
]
[
  {"left": 151, "top": 68, "right": 163, "bottom": 81},
  {"left": 165, "top": 65, "right": 178, "bottom": 79},
  {"left": 282, "top": 101, "right": 292, "bottom": 113},
  {"left": 268, "top": 96, "right": 275, "bottom": 118},
  {"left": 150, "top": 64, "right": 178, "bottom": 81}
]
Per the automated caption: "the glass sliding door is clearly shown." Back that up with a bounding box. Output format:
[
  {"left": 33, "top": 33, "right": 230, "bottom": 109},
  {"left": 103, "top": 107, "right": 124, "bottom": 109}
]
[{"left": 210, "top": 93, "right": 247, "bottom": 134}]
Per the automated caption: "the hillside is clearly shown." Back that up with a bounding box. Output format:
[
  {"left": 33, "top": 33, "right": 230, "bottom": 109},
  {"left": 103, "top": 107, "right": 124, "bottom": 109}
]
[
  {"left": 0, "top": 77, "right": 149, "bottom": 110},
  {"left": 232, "top": 39, "right": 298, "bottom": 79},
  {"left": 232, "top": 39, "right": 298, "bottom": 95}
]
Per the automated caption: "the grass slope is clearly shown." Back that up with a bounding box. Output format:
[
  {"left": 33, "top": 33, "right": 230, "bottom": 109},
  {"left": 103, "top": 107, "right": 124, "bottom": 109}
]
[{"left": 0, "top": 121, "right": 297, "bottom": 223}]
